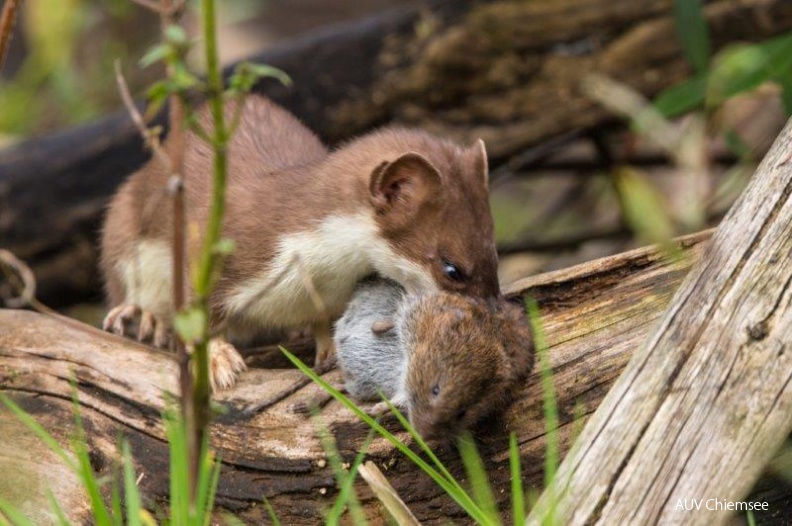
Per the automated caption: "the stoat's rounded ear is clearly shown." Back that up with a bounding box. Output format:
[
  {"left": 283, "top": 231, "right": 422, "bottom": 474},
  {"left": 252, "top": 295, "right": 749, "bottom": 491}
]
[
  {"left": 369, "top": 152, "right": 442, "bottom": 226},
  {"left": 470, "top": 138, "right": 489, "bottom": 188}
]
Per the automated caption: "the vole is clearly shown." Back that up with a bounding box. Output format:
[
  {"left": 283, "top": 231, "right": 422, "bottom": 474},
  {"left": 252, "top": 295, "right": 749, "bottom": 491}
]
[
  {"left": 100, "top": 95, "right": 499, "bottom": 390},
  {"left": 334, "top": 278, "right": 535, "bottom": 441}
]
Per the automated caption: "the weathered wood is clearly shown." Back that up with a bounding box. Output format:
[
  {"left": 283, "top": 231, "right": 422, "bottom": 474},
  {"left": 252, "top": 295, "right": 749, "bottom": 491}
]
[
  {"left": 527, "top": 119, "right": 792, "bottom": 524},
  {"left": 2, "top": 0, "right": 792, "bottom": 306},
  {"left": 1, "top": 231, "right": 736, "bottom": 524}
]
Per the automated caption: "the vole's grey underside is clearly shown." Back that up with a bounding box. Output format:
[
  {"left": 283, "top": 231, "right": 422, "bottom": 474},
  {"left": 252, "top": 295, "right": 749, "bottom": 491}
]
[{"left": 334, "top": 277, "right": 407, "bottom": 402}]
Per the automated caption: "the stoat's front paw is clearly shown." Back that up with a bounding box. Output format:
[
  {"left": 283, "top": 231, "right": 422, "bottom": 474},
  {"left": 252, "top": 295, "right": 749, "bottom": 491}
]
[
  {"left": 207, "top": 338, "right": 247, "bottom": 392},
  {"left": 103, "top": 304, "right": 170, "bottom": 348}
]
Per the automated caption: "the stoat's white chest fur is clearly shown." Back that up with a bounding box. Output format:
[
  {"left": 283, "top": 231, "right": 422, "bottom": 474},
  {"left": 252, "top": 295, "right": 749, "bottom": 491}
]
[{"left": 224, "top": 213, "right": 436, "bottom": 333}]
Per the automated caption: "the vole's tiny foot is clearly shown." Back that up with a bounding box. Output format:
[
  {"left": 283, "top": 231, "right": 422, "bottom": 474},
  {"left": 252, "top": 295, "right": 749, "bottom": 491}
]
[
  {"left": 366, "top": 401, "right": 391, "bottom": 419},
  {"left": 291, "top": 390, "right": 336, "bottom": 416},
  {"left": 103, "top": 304, "right": 141, "bottom": 338},
  {"left": 208, "top": 338, "right": 247, "bottom": 392}
]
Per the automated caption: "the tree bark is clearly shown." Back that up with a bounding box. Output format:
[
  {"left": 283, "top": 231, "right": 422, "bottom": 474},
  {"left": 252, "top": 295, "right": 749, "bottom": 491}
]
[
  {"left": 527, "top": 116, "right": 792, "bottom": 524},
  {"left": 2, "top": 0, "right": 792, "bottom": 306},
  {"left": 4, "top": 228, "right": 775, "bottom": 526}
]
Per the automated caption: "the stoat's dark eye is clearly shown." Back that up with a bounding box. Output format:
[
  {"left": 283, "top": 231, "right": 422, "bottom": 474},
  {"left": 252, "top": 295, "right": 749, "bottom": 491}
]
[
  {"left": 431, "top": 383, "right": 441, "bottom": 397},
  {"left": 442, "top": 260, "right": 464, "bottom": 282}
]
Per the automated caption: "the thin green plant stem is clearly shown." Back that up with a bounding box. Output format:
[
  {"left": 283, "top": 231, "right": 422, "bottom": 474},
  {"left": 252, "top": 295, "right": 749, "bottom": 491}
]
[{"left": 190, "top": 0, "right": 230, "bottom": 490}]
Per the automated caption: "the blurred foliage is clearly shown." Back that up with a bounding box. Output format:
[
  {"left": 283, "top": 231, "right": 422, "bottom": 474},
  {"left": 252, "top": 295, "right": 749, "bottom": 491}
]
[
  {"left": 0, "top": 0, "right": 276, "bottom": 143},
  {"left": 0, "top": 0, "right": 162, "bottom": 141}
]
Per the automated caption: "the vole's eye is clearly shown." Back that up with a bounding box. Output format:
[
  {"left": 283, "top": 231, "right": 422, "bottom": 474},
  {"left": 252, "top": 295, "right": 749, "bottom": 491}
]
[
  {"left": 431, "top": 383, "right": 441, "bottom": 397},
  {"left": 442, "top": 260, "right": 464, "bottom": 282}
]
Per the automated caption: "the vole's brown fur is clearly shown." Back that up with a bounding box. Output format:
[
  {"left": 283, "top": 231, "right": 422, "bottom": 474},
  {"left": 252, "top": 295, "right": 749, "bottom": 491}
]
[{"left": 400, "top": 293, "right": 534, "bottom": 440}]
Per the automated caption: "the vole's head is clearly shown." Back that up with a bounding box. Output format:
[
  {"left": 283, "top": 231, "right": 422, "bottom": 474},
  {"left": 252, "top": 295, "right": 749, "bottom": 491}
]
[
  {"left": 400, "top": 292, "right": 534, "bottom": 442},
  {"left": 360, "top": 129, "right": 499, "bottom": 298}
]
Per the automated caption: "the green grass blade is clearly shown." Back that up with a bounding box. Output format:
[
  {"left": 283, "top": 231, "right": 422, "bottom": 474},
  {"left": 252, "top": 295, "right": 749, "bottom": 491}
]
[
  {"left": 382, "top": 397, "right": 469, "bottom": 499},
  {"left": 69, "top": 387, "right": 113, "bottom": 526},
  {"left": 0, "top": 498, "right": 36, "bottom": 526},
  {"left": 262, "top": 496, "right": 282, "bottom": 526},
  {"left": 672, "top": 0, "right": 710, "bottom": 73},
  {"left": 509, "top": 433, "right": 525, "bottom": 526},
  {"left": 456, "top": 433, "right": 500, "bottom": 525},
  {"left": 74, "top": 438, "right": 113, "bottom": 526},
  {"left": 0, "top": 395, "right": 76, "bottom": 471},
  {"left": 111, "top": 465, "right": 123, "bottom": 525},
  {"left": 325, "top": 427, "right": 375, "bottom": 526},
  {"left": 280, "top": 347, "right": 489, "bottom": 524},
  {"left": 525, "top": 297, "right": 560, "bottom": 526},
  {"left": 199, "top": 447, "right": 222, "bottom": 526},
  {"left": 122, "top": 441, "right": 142, "bottom": 526},
  {"left": 747, "top": 510, "right": 757, "bottom": 526},
  {"left": 46, "top": 489, "right": 72, "bottom": 526},
  {"left": 165, "top": 410, "right": 189, "bottom": 524}
]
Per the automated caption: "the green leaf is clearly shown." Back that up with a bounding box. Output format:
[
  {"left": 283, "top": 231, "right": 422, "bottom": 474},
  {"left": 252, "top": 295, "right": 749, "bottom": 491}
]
[
  {"left": 722, "top": 129, "right": 752, "bottom": 160},
  {"left": 214, "top": 238, "right": 236, "bottom": 256},
  {"left": 229, "top": 62, "right": 292, "bottom": 94},
  {"left": 653, "top": 75, "right": 706, "bottom": 118},
  {"left": 707, "top": 32, "right": 792, "bottom": 107},
  {"left": 173, "top": 307, "right": 207, "bottom": 343},
  {"left": 146, "top": 80, "right": 170, "bottom": 105},
  {"left": 164, "top": 25, "right": 188, "bottom": 45},
  {"left": 139, "top": 44, "right": 170, "bottom": 68},
  {"left": 775, "top": 68, "right": 792, "bottom": 116},
  {"left": 171, "top": 64, "right": 201, "bottom": 91},
  {"left": 672, "top": 0, "right": 710, "bottom": 73},
  {"left": 247, "top": 63, "right": 292, "bottom": 86}
]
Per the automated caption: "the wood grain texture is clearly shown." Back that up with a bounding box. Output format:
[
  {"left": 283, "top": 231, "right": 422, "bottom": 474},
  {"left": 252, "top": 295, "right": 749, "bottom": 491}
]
[
  {"left": 1, "top": 232, "right": 719, "bottom": 524},
  {"left": 527, "top": 120, "right": 792, "bottom": 525}
]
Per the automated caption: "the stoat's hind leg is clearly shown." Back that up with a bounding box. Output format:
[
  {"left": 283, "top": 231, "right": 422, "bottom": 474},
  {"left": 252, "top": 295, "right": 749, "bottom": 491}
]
[{"left": 103, "top": 304, "right": 171, "bottom": 348}]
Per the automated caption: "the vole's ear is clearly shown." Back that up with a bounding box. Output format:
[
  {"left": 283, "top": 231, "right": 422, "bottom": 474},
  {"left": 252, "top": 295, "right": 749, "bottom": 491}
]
[
  {"left": 369, "top": 153, "right": 442, "bottom": 223},
  {"left": 469, "top": 138, "right": 489, "bottom": 188},
  {"left": 371, "top": 319, "right": 395, "bottom": 335}
]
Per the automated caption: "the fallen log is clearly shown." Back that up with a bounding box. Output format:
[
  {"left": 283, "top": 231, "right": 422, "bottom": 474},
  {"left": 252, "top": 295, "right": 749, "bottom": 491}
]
[
  {"left": 2, "top": 0, "right": 792, "bottom": 306},
  {"left": 1, "top": 229, "right": 749, "bottom": 525},
  {"left": 527, "top": 116, "right": 792, "bottom": 524}
]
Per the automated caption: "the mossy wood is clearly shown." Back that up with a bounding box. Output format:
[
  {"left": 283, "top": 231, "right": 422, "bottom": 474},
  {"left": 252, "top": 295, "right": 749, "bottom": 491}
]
[
  {"left": 2, "top": 227, "right": 788, "bottom": 524},
  {"left": 2, "top": 0, "right": 792, "bottom": 306}
]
